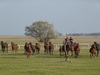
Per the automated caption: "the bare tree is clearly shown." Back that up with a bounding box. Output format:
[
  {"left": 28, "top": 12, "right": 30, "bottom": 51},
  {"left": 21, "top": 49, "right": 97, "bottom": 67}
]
[{"left": 25, "top": 21, "right": 58, "bottom": 42}]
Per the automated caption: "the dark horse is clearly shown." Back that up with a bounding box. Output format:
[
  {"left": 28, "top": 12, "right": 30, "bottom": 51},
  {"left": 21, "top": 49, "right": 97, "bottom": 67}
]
[
  {"left": 89, "top": 44, "right": 97, "bottom": 58},
  {"left": 35, "top": 43, "right": 41, "bottom": 54},
  {"left": 1, "top": 41, "right": 8, "bottom": 52},
  {"left": 94, "top": 42, "right": 100, "bottom": 57},
  {"left": 11, "top": 42, "right": 18, "bottom": 52},
  {"left": 49, "top": 42, "right": 54, "bottom": 55},
  {"left": 24, "top": 43, "right": 32, "bottom": 57},
  {"left": 44, "top": 42, "right": 49, "bottom": 54},
  {"left": 29, "top": 42, "right": 36, "bottom": 55},
  {"left": 59, "top": 43, "right": 70, "bottom": 56}
]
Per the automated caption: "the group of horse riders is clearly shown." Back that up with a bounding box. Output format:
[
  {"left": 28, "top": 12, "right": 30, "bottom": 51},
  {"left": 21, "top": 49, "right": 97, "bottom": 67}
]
[
  {"left": 63, "top": 37, "right": 73, "bottom": 45},
  {"left": 59, "top": 37, "right": 80, "bottom": 58}
]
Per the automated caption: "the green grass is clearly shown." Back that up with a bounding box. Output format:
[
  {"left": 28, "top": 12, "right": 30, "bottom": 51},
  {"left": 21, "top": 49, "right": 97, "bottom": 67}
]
[
  {"left": 0, "top": 50, "right": 100, "bottom": 75},
  {"left": 0, "top": 36, "right": 100, "bottom": 75}
]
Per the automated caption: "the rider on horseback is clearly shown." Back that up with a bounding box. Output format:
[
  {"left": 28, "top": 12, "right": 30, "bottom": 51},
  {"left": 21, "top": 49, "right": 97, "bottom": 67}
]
[{"left": 69, "top": 37, "right": 73, "bottom": 45}]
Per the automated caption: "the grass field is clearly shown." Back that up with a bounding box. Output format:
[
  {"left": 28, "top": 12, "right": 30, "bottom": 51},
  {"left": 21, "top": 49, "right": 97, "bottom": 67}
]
[{"left": 0, "top": 36, "right": 100, "bottom": 75}]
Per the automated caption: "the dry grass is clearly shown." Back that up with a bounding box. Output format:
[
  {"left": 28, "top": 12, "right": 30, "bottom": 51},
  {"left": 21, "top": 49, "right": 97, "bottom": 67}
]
[{"left": 0, "top": 35, "right": 100, "bottom": 48}]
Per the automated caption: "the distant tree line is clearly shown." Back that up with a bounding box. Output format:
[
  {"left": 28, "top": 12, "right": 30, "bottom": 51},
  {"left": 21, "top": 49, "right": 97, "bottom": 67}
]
[
  {"left": 65, "top": 33, "right": 100, "bottom": 36},
  {"left": 58, "top": 33, "right": 100, "bottom": 36}
]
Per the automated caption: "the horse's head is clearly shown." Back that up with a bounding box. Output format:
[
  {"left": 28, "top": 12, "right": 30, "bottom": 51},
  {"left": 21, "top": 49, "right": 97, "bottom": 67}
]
[
  {"left": 29, "top": 42, "right": 32, "bottom": 45},
  {"left": 36, "top": 43, "right": 38, "bottom": 45},
  {"left": 1, "top": 41, "right": 3, "bottom": 45},
  {"left": 49, "top": 42, "right": 52, "bottom": 44},
  {"left": 11, "top": 42, "right": 14, "bottom": 46},
  {"left": 59, "top": 46, "right": 62, "bottom": 48},
  {"left": 77, "top": 43, "right": 79, "bottom": 46}
]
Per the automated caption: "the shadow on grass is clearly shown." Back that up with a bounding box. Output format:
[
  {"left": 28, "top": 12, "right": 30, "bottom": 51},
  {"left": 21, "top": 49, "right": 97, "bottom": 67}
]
[
  {"left": 0, "top": 53, "right": 25, "bottom": 56},
  {"left": 0, "top": 56, "right": 17, "bottom": 59},
  {"left": 35, "top": 54, "right": 65, "bottom": 59}
]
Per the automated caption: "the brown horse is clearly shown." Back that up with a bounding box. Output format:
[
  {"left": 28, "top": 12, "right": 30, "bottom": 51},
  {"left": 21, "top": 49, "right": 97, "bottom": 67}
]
[
  {"left": 44, "top": 42, "right": 49, "bottom": 54},
  {"left": 89, "top": 44, "right": 97, "bottom": 58},
  {"left": 29, "top": 42, "right": 36, "bottom": 55},
  {"left": 74, "top": 43, "right": 80, "bottom": 58},
  {"left": 59, "top": 46, "right": 65, "bottom": 56},
  {"left": 35, "top": 43, "right": 41, "bottom": 54},
  {"left": 49, "top": 42, "right": 54, "bottom": 55},
  {"left": 69, "top": 44, "right": 75, "bottom": 56},
  {"left": 1, "top": 41, "right": 8, "bottom": 52},
  {"left": 24, "top": 43, "right": 32, "bottom": 57},
  {"left": 11, "top": 42, "right": 18, "bottom": 52}
]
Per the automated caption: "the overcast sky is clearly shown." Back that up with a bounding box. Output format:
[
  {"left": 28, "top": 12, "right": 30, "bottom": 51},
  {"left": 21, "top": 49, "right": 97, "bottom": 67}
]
[{"left": 0, "top": 0, "right": 100, "bottom": 35}]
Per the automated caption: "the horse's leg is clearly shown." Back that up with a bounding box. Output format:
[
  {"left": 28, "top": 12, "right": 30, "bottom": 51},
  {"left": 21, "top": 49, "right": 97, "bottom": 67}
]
[
  {"left": 51, "top": 49, "right": 53, "bottom": 55},
  {"left": 12, "top": 49, "right": 14, "bottom": 52},
  {"left": 77, "top": 51, "right": 79, "bottom": 56},
  {"left": 12, "top": 47, "right": 14, "bottom": 52},
  {"left": 3, "top": 47, "right": 5, "bottom": 52},
  {"left": 15, "top": 47, "right": 18, "bottom": 52},
  {"left": 60, "top": 51, "right": 61, "bottom": 56},
  {"left": 67, "top": 50, "right": 69, "bottom": 56},
  {"left": 74, "top": 51, "right": 76, "bottom": 57},
  {"left": 65, "top": 51, "right": 67, "bottom": 57},
  {"left": 97, "top": 51, "right": 99, "bottom": 57},
  {"left": 7, "top": 47, "right": 8, "bottom": 52},
  {"left": 44, "top": 50, "right": 46, "bottom": 54},
  {"left": 90, "top": 53, "right": 92, "bottom": 58},
  {"left": 32, "top": 50, "right": 33, "bottom": 55},
  {"left": 2, "top": 48, "right": 4, "bottom": 52},
  {"left": 47, "top": 49, "right": 48, "bottom": 54},
  {"left": 27, "top": 52, "right": 30, "bottom": 57},
  {"left": 74, "top": 51, "right": 78, "bottom": 58},
  {"left": 94, "top": 53, "right": 96, "bottom": 58},
  {"left": 92, "top": 53, "right": 93, "bottom": 58},
  {"left": 49, "top": 50, "right": 51, "bottom": 55},
  {"left": 27, "top": 52, "right": 29, "bottom": 57},
  {"left": 38, "top": 49, "right": 40, "bottom": 54},
  {"left": 71, "top": 50, "right": 73, "bottom": 56},
  {"left": 49, "top": 49, "right": 50, "bottom": 55},
  {"left": 29, "top": 53, "right": 30, "bottom": 57}
]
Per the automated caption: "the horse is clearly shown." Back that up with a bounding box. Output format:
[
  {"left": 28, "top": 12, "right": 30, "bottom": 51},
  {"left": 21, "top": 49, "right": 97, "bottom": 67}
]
[
  {"left": 29, "top": 42, "right": 36, "bottom": 55},
  {"left": 89, "top": 44, "right": 97, "bottom": 58},
  {"left": 49, "top": 42, "right": 54, "bottom": 55},
  {"left": 24, "top": 43, "right": 32, "bottom": 57},
  {"left": 44, "top": 42, "right": 49, "bottom": 54},
  {"left": 93, "top": 42, "right": 100, "bottom": 57},
  {"left": 35, "top": 43, "right": 41, "bottom": 54},
  {"left": 1, "top": 41, "right": 8, "bottom": 52},
  {"left": 59, "top": 46, "right": 65, "bottom": 56},
  {"left": 69, "top": 43, "right": 75, "bottom": 56},
  {"left": 11, "top": 42, "right": 18, "bottom": 52},
  {"left": 96, "top": 44, "right": 100, "bottom": 57},
  {"left": 59, "top": 43, "right": 71, "bottom": 57},
  {"left": 74, "top": 43, "right": 80, "bottom": 58}
]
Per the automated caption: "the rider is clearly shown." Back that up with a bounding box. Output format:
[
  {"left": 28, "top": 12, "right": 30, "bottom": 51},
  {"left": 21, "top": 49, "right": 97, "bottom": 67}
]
[
  {"left": 63, "top": 36, "right": 69, "bottom": 45},
  {"left": 69, "top": 37, "right": 73, "bottom": 45}
]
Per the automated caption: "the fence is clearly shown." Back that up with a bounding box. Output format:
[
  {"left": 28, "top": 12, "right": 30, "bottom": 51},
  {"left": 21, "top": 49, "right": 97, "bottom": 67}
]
[{"left": 7, "top": 43, "right": 90, "bottom": 50}]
